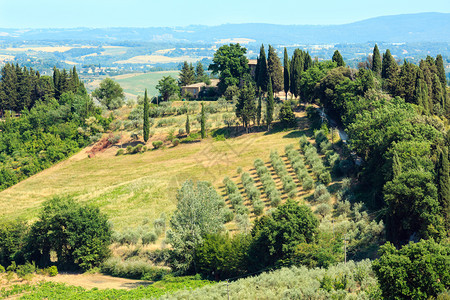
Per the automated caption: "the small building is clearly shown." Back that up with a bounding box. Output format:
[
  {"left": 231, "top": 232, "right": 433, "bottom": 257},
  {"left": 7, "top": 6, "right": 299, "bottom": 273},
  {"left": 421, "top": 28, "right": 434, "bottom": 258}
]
[
  {"left": 181, "top": 79, "right": 219, "bottom": 99},
  {"left": 248, "top": 59, "right": 257, "bottom": 78}
]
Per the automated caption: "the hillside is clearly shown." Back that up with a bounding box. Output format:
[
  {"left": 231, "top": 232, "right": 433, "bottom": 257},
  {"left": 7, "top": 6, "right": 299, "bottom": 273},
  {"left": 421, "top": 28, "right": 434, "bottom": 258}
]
[
  {"left": 1, "top": 13, "right": 449, "bottom": 43},
  {"left": 0, "top": 112, "right": 311, "bottom": 230}
]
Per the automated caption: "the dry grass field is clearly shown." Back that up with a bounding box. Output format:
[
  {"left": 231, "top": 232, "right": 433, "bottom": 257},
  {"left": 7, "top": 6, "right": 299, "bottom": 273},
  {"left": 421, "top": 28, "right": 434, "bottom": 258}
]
[{"left": 0, "top": 111, "right": 314, "bottom": 231}]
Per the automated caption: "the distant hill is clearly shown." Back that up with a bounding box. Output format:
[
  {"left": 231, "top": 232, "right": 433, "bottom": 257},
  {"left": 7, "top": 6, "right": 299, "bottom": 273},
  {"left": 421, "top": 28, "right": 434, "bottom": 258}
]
[{"left": 0, "top": 12, "right": 449, "bottom": 44}]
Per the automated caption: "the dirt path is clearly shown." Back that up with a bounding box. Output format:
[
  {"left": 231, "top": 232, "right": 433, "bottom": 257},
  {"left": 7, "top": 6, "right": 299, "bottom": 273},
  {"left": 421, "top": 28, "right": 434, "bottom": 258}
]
[{"left": 1, "top": 273, "right": 153, "bottom": 291}]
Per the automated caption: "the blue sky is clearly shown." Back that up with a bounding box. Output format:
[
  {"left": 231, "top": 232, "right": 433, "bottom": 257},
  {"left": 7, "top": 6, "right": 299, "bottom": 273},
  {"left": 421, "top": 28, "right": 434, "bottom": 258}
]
[{"left": 0, "top": 0, "right": 449, "bottom": 28}]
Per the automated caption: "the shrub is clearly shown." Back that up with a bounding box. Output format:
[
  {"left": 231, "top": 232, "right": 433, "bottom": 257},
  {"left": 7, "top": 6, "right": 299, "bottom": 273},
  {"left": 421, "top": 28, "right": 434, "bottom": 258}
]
[
  {"left": 270, "top": 194, "right": 281, "bottom": 207},
  {"left": 299, "top": 135, "right": 310, "bottom": 151},
  {"left": 172, "top": 138, "right": 180, "bottom": 147},
  {"left": 316, "top": 204, "right": 332, "bottom": 217},
  {"left": 253, "top": 201, "right": 264, "bottom": 215},
  {"left": 108, "top": 134, "right": 121, "bottom": 145},
  {"left": 0, "top": 265, "right": 5, "bottom": 273},
  {"left": 317, "top": 193, "right": 331, "bottom": 205},
  {"left": 314, "top": 184, "right": 328, "bottom": 199},
  {"left": 142, "top": 231, "right": 158, "bottom": 245},
  {"left": 235, "top": 205, "right": 249, "bottom": 215},
  {"left": 319, "top": 171, "right": 332, "bottom": 185},
  {"left": 237, "top": 166, "right": 243, "bottom": 174},
  {"left": 126, "top": 145, "right": 133, "bottom": 153},
  {"left": 152, "top": 140, "right": 163, "bottom": 149},
  {"left": 16, "top": 262, "right": 36, "bottom": 280},
  {"left": 302, "top": 176, "right": 314, "bottom": 191},
  {"left": 178, "top": 128, "right": 185, "bottom": 136},
  {"left": 222, "top": 207, "right": 234, "bottom": 223},
  {"left": 101, "top": 257, "right": 170, "bottom": 281},
  {"left": 45, "top": 266, "right": 58, "bottom": 277}
]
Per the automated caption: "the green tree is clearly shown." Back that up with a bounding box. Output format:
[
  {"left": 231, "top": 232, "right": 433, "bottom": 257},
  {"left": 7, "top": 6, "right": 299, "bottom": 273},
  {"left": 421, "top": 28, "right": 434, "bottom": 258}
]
[
  {"left": 26, "top": 196, "right": 111, "bottom": 270},
  {"left": 332, "top": 50, "right": 345, "bottom": 67},
  {"left": 179, "top": 61, "right": 195, "bottom": 87},
  {"left": 266, "top": 78, "right": 274, "bottom": 130},
  {"left": 381, "top": 49, "right": 398, "bottom": 79},
  {"left": 248, "top": 199, "right": 319, "bottom": 271},
  {"left": 167, "top": 180, "right": 225, "bottom": 273},
  {"left": 0, "top": 219, "right": 28, "bottom": 267},
  {"left": 267, "top": 45, "right": 283, "bottom": 94},
  {"left": 437, "top": 148, "right": 450, "bottom": 229},
  {"left": 185, "top": 114, "right": 190, "bottom": 135},
  {"left": 143, "top": 89, "right": 150, "bottom": 142},
  {"left": 235, "top": 84, "right": 256, "bottom": 132},
  {"left": 195, "top": 62, "right": 206, "bottom": 82},
  {"left": 256, "top": 96, "right": 262, "bottom": 126},
  {"left": 283, "top": 47, "right": 290, "bottom": 100},
  {"left": 256, "top": 44, "right": 269, "bottom": 93},
  {"left": 156, "top": 76, "right": 179, "bottom": 102},
  {"left": 373, "top": 239, "right": 450, "bottom": 299},
  {"left": 279, "top": 101, "right": 296, "bottom": 128},
  {"left": 372, "top": 44, "right": 382, "bottom": 76},
  {"left": 209, "top": 44, "right": 249, "bottom": 95},
  {"left": 92, "top": 78, "right": 125, "bottom": 110},
  {"left": 290, "top": 49, "right": 304, "bottom": 98},
  {"left": 384, "top": 169, "right": 444, "bottom": 242},
  {"left": 200, "top": 102, "right": 206, "bottom": 139}
]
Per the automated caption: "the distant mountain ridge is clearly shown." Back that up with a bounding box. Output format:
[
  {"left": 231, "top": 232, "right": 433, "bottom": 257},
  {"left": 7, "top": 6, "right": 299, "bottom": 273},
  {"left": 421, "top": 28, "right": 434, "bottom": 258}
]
[{"left": 0, "top": 12, "right": 449, "bottom": 44}]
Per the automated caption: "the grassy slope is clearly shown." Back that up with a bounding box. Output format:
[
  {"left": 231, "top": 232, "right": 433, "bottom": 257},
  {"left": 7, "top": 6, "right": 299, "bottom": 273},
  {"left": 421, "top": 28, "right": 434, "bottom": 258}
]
[
  {"left": 114, "top": 71, "right": 179, "bottom": 98},
  {"left": 0, "top": 113, "right": 311, "bottom": 230}
]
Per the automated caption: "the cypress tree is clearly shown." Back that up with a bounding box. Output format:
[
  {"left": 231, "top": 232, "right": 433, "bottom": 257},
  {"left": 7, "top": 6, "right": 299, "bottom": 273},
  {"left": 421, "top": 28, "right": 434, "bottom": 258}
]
[
  {"left": 432, "top": 74, "right": 445, "bottom": 112},
  {"left": 143, "top": 89, "right": 150, "bottom": 143},
  {"left": 267, "top": 45, "right": 283, "bottom": 94},
  {"left": 257, "top": 44, "right": 269, "bottom": 93},
  {"left": 332, "top": 50, "right": 345, "bottom": 67},
  {"left": 283, "top": 48, "right": 290, "bottom": 100},
  {"left": 415, "top": 76, "right": 429, "bottom": 114},
  {"left": 266, "top": 77, "right": 274, "bottom": 130},
  {"left": 372, "top": 44, "right": 382, "bottom": 76},
  {"left": 256, "top": 96, "right": 262, "bottom": 126},
  {"left": 290, "top": 49, "right": 304, "bottom": 98},
  {"left": 200, "top": 102, "right": 206, "bottom": 139},
  {"left": 381, "top": 49, "right": 398, "bottom": 79},
  {"left": 437, "top": 147, "right": 450, "bottom": 228},
  {"left": 185, "top": 114, "right": 190, "bottom": 135},
  {"left": 304, "top": 52, "right": 313, "bottom": 71}
]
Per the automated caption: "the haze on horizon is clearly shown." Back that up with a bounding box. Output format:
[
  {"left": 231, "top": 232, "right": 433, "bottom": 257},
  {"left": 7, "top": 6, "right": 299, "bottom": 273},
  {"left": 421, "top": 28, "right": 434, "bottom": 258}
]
[{"left": 0, "top": 0, "right": 449, "bottom": 29}]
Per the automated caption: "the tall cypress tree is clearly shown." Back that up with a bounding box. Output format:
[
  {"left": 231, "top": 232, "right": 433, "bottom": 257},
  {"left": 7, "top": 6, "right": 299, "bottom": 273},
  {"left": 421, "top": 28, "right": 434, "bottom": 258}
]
[
  {"left": 185, "top": 114, "right": 190, "bottom": 135},
  {"left": 195, "top": 62, "right": 205, "bottom": 82},
  {"left": 283, "top": 48, "right": 290, "bottom": 100},
  {"left": 432, "top": 74, "right": 445, "bottom": 111},
  {"left": 143, "top": 89, "right": 150, "bottom": 142},
  {"left": 256, "top": 96, "right": 262, "bottom": 126},
  {"left": 257, "top": 44, "right": 269, "bottom": 93},
  {"left": 372, "top": 44, "right": 382, "bottom": 76},
  {"left": 304, "top": 52, "right": 313, "bottom": 71},
  {"left": 267, "top": 45, "right": 283, "bottom": 94},
  {"left": 381, "top": 49, "right": 397, "bottom": 79},
  {"left": 332, "top": 50, "right": 345, "bottom": 67},
  {"left": 235, "top": 83, "right": 256, "bottom": 132},
  {"left": 200, "top": 102, "right": 206, "bottom": 139},
  {"left": 290, "top": 49, "right": 304, "bottom": 98},
  {"left": 266, "top": 77, "right": 274, "bottom": 130},
  {"left": 437, "top": 147, "right": 450, "bottom": 228}
]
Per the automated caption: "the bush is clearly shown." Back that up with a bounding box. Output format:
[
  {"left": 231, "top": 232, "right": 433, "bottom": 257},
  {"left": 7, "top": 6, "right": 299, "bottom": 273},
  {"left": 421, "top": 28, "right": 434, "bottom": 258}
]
[
  {"left": 302, "top": 176, "right": 314, "bottom": 191},
  {"left": 126, "top": 145, "right": 133, "bottom": 153},
  {"left": 319, "top": 171, "right": 332, "bottom": 185},
  {"left": 45, "top": 266, "right": 58, "bottom": 277},
  {"left": 152, "top": 140, "right": 163, "bottom": 149},
  {"left": 142, "top": 231, "right": 158, "bottom": 245},
  {"left": 316, "top": 204, "right": 332, "bottom": 217},
  {"left": 16, "top": 262, "right": 36, "bottom": 280},
  {"left": 222, "top": 207, "right": 234, "bottom": 223},
  {"left": 0, "top": 265, "right": 5, "bottom": 273},
  {"left": 172, "top": 138, "right": 180, "bottom": 147},
  {"left": 115, "top": 149, "right": 125, "bottom": 156},
  {"left": 101, "top": 257, "right": 170, "bottom": 281}
]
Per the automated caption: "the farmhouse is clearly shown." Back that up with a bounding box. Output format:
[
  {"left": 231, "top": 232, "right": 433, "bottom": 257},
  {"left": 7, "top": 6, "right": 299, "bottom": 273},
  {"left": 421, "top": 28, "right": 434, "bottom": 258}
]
[{"left": 181, "top": 79, "right": 219, "bottom": 99}]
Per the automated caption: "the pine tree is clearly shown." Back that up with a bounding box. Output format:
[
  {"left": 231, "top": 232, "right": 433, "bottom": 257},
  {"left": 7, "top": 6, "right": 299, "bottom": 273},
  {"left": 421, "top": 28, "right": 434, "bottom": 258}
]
[
  {"left": 257, "top": 44, "right": 269, "bottom": 93},
  {"left": 143, "top": 89, "right": 150, "bottom": 143},
  {"left": 437, "top": 147, "right": 450, "bottom": 228},
  {"left": 0, "top": 64, "right": 18, "bottom": 112},
  {"left": 332, "top": 50, "right": 345, "bottom": 67},
  {"left": 195, "top": 62, "right": 205, "bottom": 82},
  {"left": 283, "top": 48, "right": 290, "bottom": 100},
  {"left": 200, "top": 103, "right": 206, "bottom": 139},
  {"left": 179, "top": 61, "right": 195, "bottom": 87},
  {"left": 256, "top": 96, "right": 262, "bottom": 126},
  {"left": 267, "top": 45, "right": 283, "bottom": 94},
  {"left": 266, "top": 77, "right": 274, "bottom": 130},
  {"left": 372, "top": 44, "right": 382, "bottom": 76},
  {"left": 185, "top": 114, "right": 191, "bottom": 135}
]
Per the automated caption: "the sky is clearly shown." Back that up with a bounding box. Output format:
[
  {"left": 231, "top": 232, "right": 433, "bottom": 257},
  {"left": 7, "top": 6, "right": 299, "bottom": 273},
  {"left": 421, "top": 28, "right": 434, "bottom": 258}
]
[{"left": 0, "top": 0, "right": 449, "bottom": 28}]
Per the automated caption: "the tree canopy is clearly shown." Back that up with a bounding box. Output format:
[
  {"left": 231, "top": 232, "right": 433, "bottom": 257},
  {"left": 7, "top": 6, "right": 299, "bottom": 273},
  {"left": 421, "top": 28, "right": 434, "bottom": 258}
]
[
  {"left": 92, "top": 78, "right": 125, "bottom": 110},
  {"left": 156, "top": 76, "right": 179, "bottom": 102}
]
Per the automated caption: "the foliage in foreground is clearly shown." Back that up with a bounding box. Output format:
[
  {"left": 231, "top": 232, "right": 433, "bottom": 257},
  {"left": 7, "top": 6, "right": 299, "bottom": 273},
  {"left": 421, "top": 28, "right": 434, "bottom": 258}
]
[
  {"left": 162, "top": 260, "right": 381, "bottom": 299},
  {"left": 0, "top": 275, "right": 213, "bottom": 300}
]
